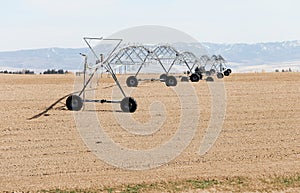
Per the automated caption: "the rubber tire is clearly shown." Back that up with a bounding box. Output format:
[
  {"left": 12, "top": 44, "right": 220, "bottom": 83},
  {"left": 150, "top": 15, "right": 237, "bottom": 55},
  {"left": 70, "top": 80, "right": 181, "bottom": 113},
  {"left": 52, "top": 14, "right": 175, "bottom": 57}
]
[
  {"left": 227, "top": 69, "right": 232, "bottom": 74},
  {"left": 181, "top": 76, "right": 189, "bottom": 82},
  {"left": 210, "top": 69, "right": 216, "bottom": 75},
  {"left": 66, "top": 95, "right": 83, "bottom": 111},
  {"left": 217, "top": 73, "right": 224, "bottom": 79},
  {"left": 160, "top": 74, "right": 167, "bottom": 82},
  {"left": 120, "top": 97, "right": 137, "bottom": 113},
  {"left": 200, "top": 66, "right": 206, "bottom": 74},
  {"left": 224, "top": 70, "right": 230, "bottom": 76},
  {"left": 126, "top": 76, "right": 138, "bottom": 87},
  {"left": 198, "top": 73, "right": 203, "bottom": 80},
  {"left": 165, "top": 75, "right": 177, "bottom": 87},
  {"left": 190, "top": 73, "right": 200, "bottom": 82},
  {"left": 206, "top": 77, "right": 214, "bottom": 82}
]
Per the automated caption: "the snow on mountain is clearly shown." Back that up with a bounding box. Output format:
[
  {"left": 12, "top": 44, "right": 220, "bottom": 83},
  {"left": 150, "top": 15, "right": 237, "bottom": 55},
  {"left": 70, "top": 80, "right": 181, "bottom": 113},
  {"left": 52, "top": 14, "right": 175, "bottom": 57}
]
[{"left": 201, "top": 40, "right": 300, "bottom": 66}]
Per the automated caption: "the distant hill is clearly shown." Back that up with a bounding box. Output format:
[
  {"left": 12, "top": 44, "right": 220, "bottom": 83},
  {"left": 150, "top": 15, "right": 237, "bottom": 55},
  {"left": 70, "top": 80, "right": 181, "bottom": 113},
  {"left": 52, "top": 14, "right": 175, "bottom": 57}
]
[
  {"left": 0, "top": 40, "right": 300, "bottom": 72},
  {"left": 201, "top": 40, "right": 300, "bottom": 65},
  {"left": 0, "top": 47, "right": 87, "bottom": 71}
]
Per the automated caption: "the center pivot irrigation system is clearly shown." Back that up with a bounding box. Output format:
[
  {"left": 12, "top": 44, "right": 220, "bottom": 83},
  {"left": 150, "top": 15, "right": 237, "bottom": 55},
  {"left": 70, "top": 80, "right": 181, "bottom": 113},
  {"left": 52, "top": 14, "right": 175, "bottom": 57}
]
[
  {"left": 65, "top": 37, "right": 232, "bottom": 113},
  {"left": 196, "top": 54, "right": 232, "bottom": 80},
  {"left": 106, "top": 43, "right": 232, "bottom": 86},
  {"left": 108, "top": 44, "right": 194, "bottom": 87},
  {"left": 66, "top": 37, "right": 138, "bottom": 113}
]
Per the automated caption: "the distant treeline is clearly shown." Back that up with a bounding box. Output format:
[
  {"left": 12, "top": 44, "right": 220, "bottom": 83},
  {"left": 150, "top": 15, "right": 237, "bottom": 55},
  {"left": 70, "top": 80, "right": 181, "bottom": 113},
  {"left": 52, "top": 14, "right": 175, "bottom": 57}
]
[
  {"left": 275, "top": 68, "right": 293, "bottom": 72},
  {"left": 0, "top": 69, "right": 34, "bottom": 74},
  {"left": 0, "top": 69, "right": 69, "bottom": 75},
  {"left": 43, "top": 69, "right": 68, "bottom": 74}
]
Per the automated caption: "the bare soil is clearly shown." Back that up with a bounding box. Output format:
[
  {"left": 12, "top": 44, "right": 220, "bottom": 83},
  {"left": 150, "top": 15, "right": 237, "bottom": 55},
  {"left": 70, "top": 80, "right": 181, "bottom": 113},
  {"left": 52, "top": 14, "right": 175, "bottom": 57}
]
[{"left": 0, "top": 73, "right": 299, "bottom": 192}]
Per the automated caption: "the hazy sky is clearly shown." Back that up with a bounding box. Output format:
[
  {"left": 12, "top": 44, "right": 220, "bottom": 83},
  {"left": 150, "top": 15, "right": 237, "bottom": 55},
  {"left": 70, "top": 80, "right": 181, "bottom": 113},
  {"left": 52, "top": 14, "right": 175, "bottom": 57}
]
[{"left": 1, "top": 0, "right": 300, "bottom": 51}]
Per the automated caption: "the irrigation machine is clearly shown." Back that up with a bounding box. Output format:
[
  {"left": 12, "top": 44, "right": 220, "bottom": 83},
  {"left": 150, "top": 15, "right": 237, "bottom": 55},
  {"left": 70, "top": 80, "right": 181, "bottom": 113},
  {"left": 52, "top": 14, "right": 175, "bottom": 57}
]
[
  {"left": 65, "top": 37, "right": 232, "bottom": 113},
  {"left": 109, "top": 44, "right": 200, "bottom": 87},
  {"left": 65, "top": 37, "right": 138, "bottom": 113}
]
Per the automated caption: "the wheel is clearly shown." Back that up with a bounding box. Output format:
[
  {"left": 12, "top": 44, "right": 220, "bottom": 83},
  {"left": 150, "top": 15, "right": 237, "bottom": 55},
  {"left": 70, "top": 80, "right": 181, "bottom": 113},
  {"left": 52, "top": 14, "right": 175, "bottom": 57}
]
[
  {"left": 181, "top": 76, "right": 189, "bottom": 82},
  {"left": 66, "top": 95, "right": 83, "bottom": 111},
  {"left": 165, "top": 75, "right": 177, "bottom": 87},
  {"left": 210, "top": 69, "right": 216, "bottom": 75},
  {"left": 198, "top": 73, "right": 203, "bottom": 80},
  {"left": 217, "top": 73, "right": 224, "bottom": 79},
  {"left": 195, "top": 72, "right": 202, "bottom": 78},
  {"left": 159, "top": 74, "right": 167, "bottom": 82},
  {"left": 206, "top": 77, "right": 214, "bottom": 82},
  {"left": 199, "top": 66, "right": 206, "bottom": 74},
  {"left": 126, "top": 76, "right": 138, "bottom": 87},
  {"left": 205, "top": 71, "right": 211, "bottom": 76},
  {"left": 190, "top": 73, "right": 200, "bottom": 82},
  {"left": 227, "top": 69, "right": 232, "bottom": 74},
  {"left": 120, "top": 97, "right": 137, "bottom": 113},
  {"left": 195, "top": 66, "right": 201, "bottom": 74},
  {"left": 224, "top": 70, "right": 230, "bottom": 76}
]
